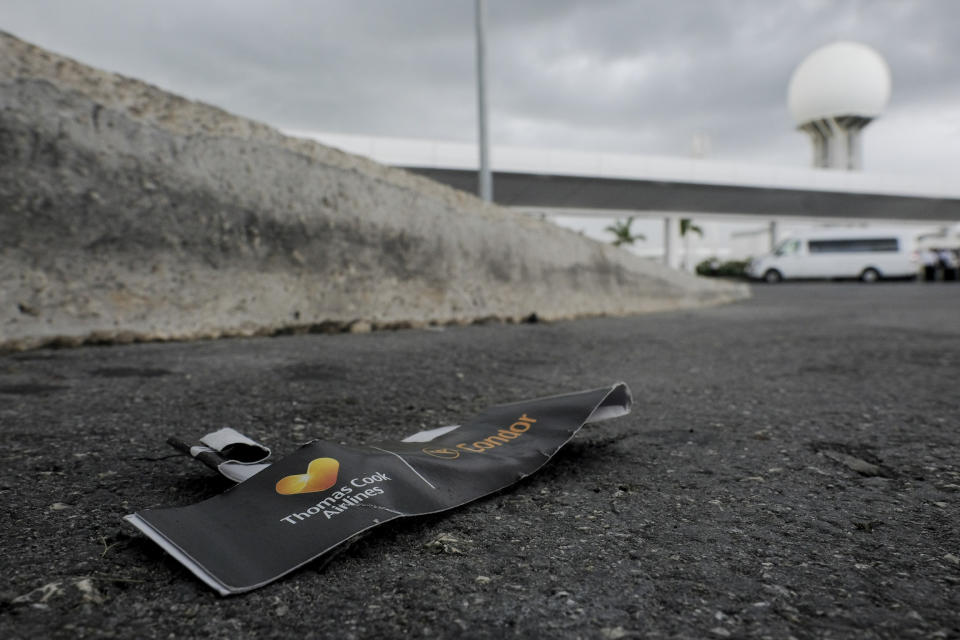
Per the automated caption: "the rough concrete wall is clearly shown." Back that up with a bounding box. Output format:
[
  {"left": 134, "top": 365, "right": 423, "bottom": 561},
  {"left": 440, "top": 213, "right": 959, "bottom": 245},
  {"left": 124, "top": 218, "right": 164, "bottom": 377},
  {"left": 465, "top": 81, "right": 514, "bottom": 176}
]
[{"left": 0, "top": 32, "right": 748, "bottom": 350}]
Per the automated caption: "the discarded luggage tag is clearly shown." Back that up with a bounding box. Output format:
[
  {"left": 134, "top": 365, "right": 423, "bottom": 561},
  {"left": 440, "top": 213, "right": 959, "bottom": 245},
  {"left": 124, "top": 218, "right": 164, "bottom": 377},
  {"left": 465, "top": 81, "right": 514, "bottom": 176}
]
[
  {"left": 125, "top": 382, "right": 632, "bottom": 595},
  {"left": 166, "top": 427, "right": 272, "bottom": 483},
  {"left": 175, "top": 424, "right": 454, "bottom": 483}
]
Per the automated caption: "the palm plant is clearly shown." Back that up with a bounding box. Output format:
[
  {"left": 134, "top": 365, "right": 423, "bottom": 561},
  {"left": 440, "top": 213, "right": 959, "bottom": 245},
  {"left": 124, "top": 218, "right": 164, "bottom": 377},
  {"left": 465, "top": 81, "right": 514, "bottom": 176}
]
[
  {"left": 605, "top": 216, "right": 646, "bottom": 247},
  {"left": 680, "top": 218, "right": 703, "bottom": 238},
  {"left": 680, "top": 218, "right": 704, "bottom": 271}
]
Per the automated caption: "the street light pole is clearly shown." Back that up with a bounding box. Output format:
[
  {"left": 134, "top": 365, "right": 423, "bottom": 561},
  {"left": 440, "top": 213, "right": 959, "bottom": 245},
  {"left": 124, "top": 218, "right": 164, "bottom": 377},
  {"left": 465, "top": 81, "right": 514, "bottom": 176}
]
[{"left": 475, "top": 0, "right": 492, "bottom": 202}]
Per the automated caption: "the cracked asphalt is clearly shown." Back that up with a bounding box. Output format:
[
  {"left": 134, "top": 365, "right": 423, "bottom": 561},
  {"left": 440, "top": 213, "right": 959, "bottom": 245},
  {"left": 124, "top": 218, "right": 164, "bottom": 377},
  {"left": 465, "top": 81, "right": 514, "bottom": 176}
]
[{"left": 1, "top": 282, "right": 959, "bottom": 639}]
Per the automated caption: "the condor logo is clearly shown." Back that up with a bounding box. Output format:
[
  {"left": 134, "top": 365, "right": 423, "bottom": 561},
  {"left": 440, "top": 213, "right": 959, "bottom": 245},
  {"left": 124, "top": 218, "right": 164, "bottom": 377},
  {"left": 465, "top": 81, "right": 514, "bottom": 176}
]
[
  {"left": 422, "top": 447, "right": 460, "bottom": 460},
  {"left": 422, "top": 414, "right": 537, "bottom": 458},
  {"left": 275, "top": 457, "right": 339, "bottom": 495}
]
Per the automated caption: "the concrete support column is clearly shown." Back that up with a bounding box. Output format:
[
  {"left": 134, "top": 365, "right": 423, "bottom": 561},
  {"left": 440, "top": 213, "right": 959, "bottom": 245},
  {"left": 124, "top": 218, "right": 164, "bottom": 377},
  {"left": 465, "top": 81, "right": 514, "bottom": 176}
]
[
  {"left": 769, "top": 220, "right": 780, "bottom": 252},
  {"left": 663, "top": 217, "right": 675, "bottom": 268},
  {"left": 800, "top": 116, "right": 869, "bottom": 170}
]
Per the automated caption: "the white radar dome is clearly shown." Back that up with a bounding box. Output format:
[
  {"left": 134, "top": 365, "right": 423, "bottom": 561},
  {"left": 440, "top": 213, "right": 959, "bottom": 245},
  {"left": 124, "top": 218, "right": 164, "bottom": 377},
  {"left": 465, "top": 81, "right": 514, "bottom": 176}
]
[{"left": 788, "top": 41, "right": 891, "bottom": 125}]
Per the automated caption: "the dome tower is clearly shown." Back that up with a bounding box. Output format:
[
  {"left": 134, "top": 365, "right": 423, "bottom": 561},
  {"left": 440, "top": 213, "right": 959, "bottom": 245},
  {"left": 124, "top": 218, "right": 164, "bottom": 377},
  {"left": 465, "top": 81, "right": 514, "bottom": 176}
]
[{"left": 787, "top": 42, "right": 891, "bottom": 170}]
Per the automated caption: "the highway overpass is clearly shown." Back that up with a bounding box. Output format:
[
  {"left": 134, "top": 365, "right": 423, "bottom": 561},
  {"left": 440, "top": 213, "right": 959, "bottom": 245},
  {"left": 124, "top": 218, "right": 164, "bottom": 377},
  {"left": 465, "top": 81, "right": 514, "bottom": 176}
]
[
  {"left": 288, "top": 131, "right": 960, "bottom": 264},
  {"left": 290, "top": 131, "right": 960, "bottom": 222}
]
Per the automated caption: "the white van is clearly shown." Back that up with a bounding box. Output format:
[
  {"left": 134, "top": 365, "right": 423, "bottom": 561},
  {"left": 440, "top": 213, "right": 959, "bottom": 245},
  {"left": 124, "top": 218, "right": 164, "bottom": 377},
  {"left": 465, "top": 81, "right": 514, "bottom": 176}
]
[{"left": 746, "top": 229, "right": 918, "bottom": 283}]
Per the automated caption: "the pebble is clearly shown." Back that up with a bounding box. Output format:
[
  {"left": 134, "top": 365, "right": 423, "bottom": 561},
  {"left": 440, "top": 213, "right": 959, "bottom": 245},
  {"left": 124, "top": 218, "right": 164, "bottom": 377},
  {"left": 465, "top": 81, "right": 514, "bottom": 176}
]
[
  {"left": 349, "top": 321, "right": 372, "bottom": 334},
  {"left": 74, "top": 578, "right": 104, "bottom": 605},
  {"left": 424, "top": 533, "right": 463, "bottom": 554},
  {"left": 821, "top": 450, "right": 884, "bottom": 477}
]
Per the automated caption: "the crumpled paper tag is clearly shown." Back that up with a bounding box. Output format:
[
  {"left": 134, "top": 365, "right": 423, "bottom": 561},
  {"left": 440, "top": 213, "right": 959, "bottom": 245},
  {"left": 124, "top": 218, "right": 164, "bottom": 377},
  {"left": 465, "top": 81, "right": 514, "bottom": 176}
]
[
  {"left": 167, "top": 427, "right": 272, "bottom": 483},
  {"left": 125, "top": 382, "right": 632, "bottom": 595}
]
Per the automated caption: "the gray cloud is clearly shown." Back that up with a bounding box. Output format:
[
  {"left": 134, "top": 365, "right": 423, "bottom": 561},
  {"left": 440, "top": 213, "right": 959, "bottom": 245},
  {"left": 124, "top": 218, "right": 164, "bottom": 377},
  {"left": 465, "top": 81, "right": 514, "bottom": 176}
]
[{"left": 3, "top": 0, "right": 957, "bottom": 174}]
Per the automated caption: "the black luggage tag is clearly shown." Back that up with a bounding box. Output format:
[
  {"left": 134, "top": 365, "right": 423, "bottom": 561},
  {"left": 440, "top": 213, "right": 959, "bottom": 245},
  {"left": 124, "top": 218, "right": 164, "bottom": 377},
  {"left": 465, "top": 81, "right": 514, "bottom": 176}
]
[
  {"left": 166, "top": 427, "right": 272, "bottom": 483},
  {"left": 125, "top": 382, "right": 632, "bottom": 595}
]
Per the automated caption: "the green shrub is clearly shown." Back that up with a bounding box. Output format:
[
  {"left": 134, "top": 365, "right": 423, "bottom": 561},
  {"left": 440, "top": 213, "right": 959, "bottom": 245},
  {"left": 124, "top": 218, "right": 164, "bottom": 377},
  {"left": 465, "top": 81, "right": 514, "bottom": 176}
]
[{"left": 696, "top": 258, "right": 749, "bottom": 278}]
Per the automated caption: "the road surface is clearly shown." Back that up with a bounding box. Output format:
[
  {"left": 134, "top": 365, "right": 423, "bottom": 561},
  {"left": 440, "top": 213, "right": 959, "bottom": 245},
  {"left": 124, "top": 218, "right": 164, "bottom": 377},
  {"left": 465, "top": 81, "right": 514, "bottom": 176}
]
[{"left": 2, "top": 282, "right": 958, "bottom": 639}]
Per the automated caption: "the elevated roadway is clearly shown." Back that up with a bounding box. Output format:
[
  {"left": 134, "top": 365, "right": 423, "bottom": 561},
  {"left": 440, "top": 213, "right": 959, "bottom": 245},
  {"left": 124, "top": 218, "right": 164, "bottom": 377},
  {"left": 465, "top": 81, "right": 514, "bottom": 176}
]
[{"left": 290, "top": 132, "right": 960, "bottom": 222}]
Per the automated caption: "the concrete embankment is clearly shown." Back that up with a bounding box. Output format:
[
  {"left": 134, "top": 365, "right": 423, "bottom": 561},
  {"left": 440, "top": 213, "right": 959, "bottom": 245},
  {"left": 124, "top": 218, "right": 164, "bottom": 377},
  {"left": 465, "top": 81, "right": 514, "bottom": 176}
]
[{"left": 0, "top": 31, "right": 747, "bottom": 351}]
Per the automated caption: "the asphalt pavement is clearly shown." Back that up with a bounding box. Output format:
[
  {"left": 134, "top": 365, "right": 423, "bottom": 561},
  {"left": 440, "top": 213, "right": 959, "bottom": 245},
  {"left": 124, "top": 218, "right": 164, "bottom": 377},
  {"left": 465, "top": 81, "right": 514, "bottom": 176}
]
[{"left": 2, "top": 282, "right": 959, "bottom": 639}]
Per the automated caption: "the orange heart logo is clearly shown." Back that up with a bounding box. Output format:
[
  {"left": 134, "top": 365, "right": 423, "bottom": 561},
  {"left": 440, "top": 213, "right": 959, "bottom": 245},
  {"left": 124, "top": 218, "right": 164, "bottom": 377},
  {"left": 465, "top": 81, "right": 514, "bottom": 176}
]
[{"left": 275, "top": 457, "right": 340, "bottom": 495}]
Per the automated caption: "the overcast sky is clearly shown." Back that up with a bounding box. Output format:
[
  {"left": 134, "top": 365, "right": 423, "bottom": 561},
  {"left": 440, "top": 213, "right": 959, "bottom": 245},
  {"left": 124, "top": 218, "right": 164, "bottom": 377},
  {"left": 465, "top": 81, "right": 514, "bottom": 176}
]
[{"left": 4, "top": 0, "right": 959, "bottom": 177}]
